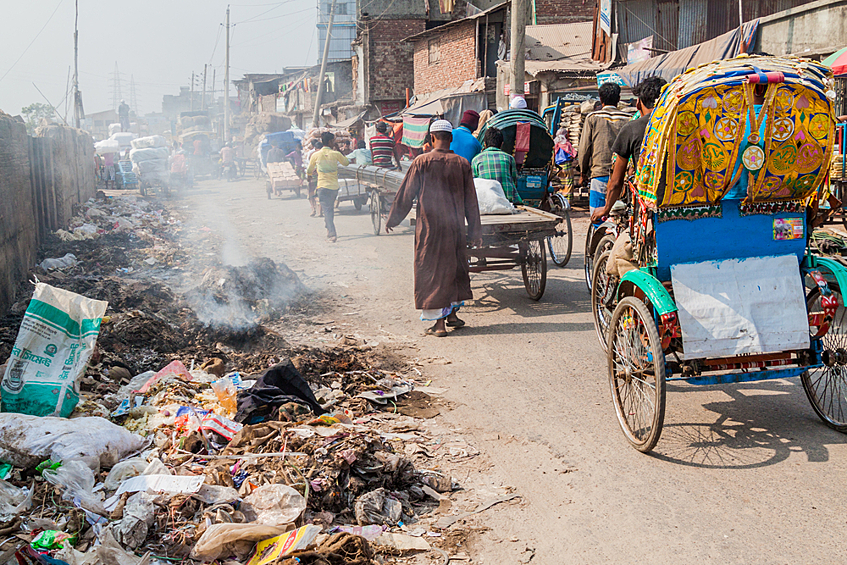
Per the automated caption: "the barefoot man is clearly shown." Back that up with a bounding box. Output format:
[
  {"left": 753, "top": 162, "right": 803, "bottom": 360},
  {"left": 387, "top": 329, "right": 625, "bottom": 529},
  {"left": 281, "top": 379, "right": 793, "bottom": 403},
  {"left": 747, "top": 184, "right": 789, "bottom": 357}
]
[{"left": 385, "top": 120, "right": 482, "bottom": 337}]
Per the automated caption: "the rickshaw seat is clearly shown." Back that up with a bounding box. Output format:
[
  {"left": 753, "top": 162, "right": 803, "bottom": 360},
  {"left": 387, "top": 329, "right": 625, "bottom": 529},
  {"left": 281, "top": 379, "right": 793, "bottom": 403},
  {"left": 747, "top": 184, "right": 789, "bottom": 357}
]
[{"left": 653, "top": 199, "right": 806, "bottom": 282}]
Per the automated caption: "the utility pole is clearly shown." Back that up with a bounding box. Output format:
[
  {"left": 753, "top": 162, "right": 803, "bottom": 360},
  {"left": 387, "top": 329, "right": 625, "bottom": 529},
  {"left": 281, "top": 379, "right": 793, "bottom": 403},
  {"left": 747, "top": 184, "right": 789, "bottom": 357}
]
[
  {"left": 130, "top": 75, "right": 138, "bottom": 116},
  {"left": 224, "top": 5, "right": 231, "bottom": 144},
  {"left": 73, "top": 0, "right": 81, "bottom": 128},
  {"left": 509, "top": 0, "right": 526, "bottom": 103},
  {"left": 191, "top": 71, "right": 195, "bottom": 111},
  {"left": 212, "top": 68, "right": 217, "bottom": 109},
  {"left": 313, "top": 0, "right": 336, "bottom": 128},
  {"left": 202, "top": 64, "right": 208, "bottom": 110},
  {"left": 110, "top": 62, "right": 123, "bottom": 111},
  {"left": 738, "top": 0, "right": 743, "bottom": 26}
]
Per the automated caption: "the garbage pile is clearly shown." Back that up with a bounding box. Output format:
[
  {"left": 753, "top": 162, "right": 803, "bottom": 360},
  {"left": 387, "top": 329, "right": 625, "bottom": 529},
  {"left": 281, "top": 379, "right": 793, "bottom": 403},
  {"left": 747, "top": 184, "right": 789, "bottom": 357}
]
[{"left": 0, "top": 192, "right": 485, "bottom": 564}]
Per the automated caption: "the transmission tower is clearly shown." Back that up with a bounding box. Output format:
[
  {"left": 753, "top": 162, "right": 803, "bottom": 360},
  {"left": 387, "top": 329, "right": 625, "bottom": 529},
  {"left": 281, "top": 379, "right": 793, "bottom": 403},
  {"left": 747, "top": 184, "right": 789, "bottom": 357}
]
[
  {"left": 130, "top": 75, "right": 139, "bottom": 116},
  {"left": 109, "top": 62, "right": 124, "bottom": 111}
]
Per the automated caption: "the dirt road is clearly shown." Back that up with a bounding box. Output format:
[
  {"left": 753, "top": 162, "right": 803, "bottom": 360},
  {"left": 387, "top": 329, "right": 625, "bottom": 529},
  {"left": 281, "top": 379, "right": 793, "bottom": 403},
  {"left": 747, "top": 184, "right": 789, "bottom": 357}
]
[{"left": 184, "top": 176, "right": 847, "bottom": 563}]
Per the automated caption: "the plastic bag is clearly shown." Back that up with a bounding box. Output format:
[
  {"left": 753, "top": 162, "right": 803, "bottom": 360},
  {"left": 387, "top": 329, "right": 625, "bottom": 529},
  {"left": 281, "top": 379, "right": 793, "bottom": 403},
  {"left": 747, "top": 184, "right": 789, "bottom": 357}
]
[
  {"left": 0, "top": 414, "right": 146, "bottom": 470},
  {"left": 130, "top": 135, "right": 167, "bottom": 150},
  {"left": 43, "top": 460, "right": 104, "bottom": 513},
  {"left": 354, "top": 488, "right": 402, "bottom": 526},
  {"left": 1, "top": 283, "right": 108, "bottom": 417},
  {"left": 55, "top": 526, "right": 150, "bottom": 565},
  {"left": 474, "top": 178, "right": 516, "bottom": 215},
  {"left": 129, "top": 147, "right": 169, "bottom": 163},
  {"left": 190, "top": 523, "right": 291, "bottom": 562},
  {"left": 0, "top": 478, "right": 32, "bottom": 521},
  {"left": 39, "top": 253, "right": 78, "bottom": 271},
  {"left": 104, "top": 458, "right": 148, "bottom": 490},
  {"left": 245, "top": 525, "right": 322, "bottom": 565},
  {"left": 112, "top": 492, "right": 156, "bottom": 548},
  {"left": 242, "top": 484, "right": 306, "bottom": 526}
]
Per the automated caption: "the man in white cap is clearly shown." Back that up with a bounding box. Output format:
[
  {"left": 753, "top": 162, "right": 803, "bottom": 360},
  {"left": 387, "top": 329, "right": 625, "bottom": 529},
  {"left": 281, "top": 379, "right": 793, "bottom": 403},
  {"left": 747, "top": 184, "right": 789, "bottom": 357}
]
[
  {"left": 509, "top": 96, "right": 528, "bottom": 110},
  {"left": 386, "top": 120, "right": 483, "bottom": 337}
]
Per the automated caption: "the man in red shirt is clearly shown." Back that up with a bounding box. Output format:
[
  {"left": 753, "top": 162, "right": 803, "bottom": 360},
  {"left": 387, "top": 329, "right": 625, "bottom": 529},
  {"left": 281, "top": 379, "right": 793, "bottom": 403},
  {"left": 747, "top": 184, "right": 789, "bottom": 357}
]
[{"left": 369, "top": 122, "right": 396, "bottom": 168}]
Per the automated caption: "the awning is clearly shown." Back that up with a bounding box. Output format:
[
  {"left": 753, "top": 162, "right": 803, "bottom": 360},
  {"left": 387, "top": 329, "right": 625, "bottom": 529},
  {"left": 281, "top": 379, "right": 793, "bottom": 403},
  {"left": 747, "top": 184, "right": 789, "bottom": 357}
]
[
  {"left": 401, "top": 81, "right": 488, "bottom": 125},
  {"left": 614, "top": 21, "right": 760, "bottom": 87},
  {"left": 333, "top": 109, "right": 368, "bottom": 129}
]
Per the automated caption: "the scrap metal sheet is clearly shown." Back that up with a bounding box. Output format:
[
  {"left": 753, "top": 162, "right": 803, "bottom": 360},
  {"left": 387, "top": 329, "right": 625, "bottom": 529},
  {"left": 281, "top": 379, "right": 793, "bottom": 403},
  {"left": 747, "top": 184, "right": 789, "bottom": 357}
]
[{"left": 671, "top": 255, "right": 809, "bottom": 360}]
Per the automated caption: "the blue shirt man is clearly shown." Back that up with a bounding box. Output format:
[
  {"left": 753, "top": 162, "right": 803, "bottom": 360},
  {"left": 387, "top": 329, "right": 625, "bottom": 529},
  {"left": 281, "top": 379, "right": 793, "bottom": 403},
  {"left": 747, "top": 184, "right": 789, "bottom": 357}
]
[{"left": 450, "top": 110, "right": 482, "bottom": 164}]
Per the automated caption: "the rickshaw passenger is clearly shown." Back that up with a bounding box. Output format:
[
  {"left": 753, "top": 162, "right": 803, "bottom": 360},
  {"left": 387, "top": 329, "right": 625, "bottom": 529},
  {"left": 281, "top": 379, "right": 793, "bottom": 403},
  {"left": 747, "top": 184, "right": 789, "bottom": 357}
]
[
  {"left": 471, "top": 127, "right": 523, "bottom": 204},
  {"left": 725, "top": 84, "right": 768, "bottom": 200}
]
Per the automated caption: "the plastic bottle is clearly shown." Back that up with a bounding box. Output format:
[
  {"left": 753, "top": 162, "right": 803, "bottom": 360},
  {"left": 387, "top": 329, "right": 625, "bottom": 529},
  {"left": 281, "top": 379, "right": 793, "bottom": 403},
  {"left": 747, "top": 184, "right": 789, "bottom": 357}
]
[{"left": 211, "top": 378, "right": 237, "bottom": 416}]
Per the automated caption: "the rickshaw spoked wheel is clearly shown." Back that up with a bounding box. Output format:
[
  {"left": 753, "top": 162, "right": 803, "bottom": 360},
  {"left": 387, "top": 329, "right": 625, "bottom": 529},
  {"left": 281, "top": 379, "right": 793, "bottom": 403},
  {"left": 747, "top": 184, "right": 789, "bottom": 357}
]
[
  {"left": 370, "top": 191, "right": 382, "bottom": 236},
  {"left": 608, "top": 296, "right": 666, "bottom": 452},
  {"left": 520, "top": 239, "right": 547, "bottom": 301},
  {"left": 803, "top": 284, "right": 847, "bottom": 432},
  {"left": 585, "top": 227, "right": 615, "bottom": 292},
  {"left": 591, "top": 249, "right": 617, "bottom": 352},
  {"left": 547, "top": 193, "right": 573, "bottom": 267}
]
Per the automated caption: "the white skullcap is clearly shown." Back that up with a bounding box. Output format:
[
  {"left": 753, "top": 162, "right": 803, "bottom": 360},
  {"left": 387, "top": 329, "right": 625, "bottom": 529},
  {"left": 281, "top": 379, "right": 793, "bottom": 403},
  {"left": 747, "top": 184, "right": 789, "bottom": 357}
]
[
  {"left": 429, "top": 119, "right": 453, "bottom": 133},
  {"left": 509, "top": 96, "right": 528, "bottom": 109}
]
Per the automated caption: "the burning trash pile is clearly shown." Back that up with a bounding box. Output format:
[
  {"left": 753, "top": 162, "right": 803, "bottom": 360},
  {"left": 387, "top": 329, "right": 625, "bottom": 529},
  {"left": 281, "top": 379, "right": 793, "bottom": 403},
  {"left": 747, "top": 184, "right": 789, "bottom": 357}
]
[{"left": 0, "top": 193, "right": 477, "bottom": 564}]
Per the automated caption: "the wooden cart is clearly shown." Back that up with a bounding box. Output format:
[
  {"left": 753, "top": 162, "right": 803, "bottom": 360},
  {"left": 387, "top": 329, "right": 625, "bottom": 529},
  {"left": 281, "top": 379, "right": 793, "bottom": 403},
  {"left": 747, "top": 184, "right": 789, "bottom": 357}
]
[
  {"left": 468, "top": 207, "right": 562, "bottom": 300},
  {"left": 266, "top": 162, "right": 303, "bottom": 199}
]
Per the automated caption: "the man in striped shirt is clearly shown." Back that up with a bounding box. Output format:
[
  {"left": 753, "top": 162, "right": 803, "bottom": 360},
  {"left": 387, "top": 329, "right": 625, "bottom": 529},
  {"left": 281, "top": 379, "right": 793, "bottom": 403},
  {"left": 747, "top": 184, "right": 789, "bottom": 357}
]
[
  {"left": 578, "top": 83, "right": 629, "bottom": 220},
  {"left": 370, "top": 121, "right": 396, "bottom": 168}
]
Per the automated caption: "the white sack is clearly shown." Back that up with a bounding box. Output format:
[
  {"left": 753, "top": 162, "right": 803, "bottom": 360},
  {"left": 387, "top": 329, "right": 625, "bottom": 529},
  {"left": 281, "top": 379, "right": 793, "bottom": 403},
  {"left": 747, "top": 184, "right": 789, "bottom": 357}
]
[
  {"left": 474, "top": 178, "right": 516, "bottom": 215},
  {"left": 130, "top": 135, "right": 167, "bottom": 150}
]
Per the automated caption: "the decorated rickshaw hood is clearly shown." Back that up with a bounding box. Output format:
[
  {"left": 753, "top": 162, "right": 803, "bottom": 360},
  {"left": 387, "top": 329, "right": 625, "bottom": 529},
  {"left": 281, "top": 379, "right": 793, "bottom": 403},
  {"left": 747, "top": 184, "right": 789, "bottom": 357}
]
[{"left": 635, "top": 55, "right": 835, "bottom": 215}]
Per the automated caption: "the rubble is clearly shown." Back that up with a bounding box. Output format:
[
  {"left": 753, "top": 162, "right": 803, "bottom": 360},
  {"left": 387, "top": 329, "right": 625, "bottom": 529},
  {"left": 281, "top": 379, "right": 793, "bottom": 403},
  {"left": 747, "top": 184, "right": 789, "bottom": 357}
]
[{"left": 0, "top": 192, "right": 499, "bottom": 564}]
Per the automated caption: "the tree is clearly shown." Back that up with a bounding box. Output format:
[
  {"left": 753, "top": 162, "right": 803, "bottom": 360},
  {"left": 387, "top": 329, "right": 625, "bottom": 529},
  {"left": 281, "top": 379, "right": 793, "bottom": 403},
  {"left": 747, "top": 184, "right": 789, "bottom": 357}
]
[{"left": 21, "top": 103, "right": 55, "bottom": 135}]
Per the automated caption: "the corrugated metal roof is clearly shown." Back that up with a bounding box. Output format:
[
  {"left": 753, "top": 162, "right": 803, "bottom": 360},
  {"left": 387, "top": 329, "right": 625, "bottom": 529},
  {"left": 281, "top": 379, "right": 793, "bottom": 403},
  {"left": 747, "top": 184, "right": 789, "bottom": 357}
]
[{"left": 403, "top": 1, "right": 509, "bottom": 43}]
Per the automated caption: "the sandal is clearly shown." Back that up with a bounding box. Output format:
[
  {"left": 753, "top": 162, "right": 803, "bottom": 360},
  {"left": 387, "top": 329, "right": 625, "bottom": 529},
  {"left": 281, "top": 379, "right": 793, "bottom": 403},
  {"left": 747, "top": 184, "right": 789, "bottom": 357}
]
[
  {"left": 425, "top": 327, "right": 448, "bottom": 337},
  {"left": 446, "top": 317, "right": 466, "bottom": 328}
]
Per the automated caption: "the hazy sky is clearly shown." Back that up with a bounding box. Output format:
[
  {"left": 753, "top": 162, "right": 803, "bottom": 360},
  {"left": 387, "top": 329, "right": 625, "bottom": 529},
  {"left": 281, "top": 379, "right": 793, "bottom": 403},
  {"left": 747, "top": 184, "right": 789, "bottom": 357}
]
[{"left": 0, "top": 0, "right": 319, "bottom": 119}]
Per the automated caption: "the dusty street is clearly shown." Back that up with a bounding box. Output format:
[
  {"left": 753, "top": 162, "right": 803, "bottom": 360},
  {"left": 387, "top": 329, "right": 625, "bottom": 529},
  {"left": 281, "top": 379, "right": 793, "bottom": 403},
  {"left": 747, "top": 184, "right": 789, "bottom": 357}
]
[{"left": 183, "top": 176, "right": 847, "bottom": 564}]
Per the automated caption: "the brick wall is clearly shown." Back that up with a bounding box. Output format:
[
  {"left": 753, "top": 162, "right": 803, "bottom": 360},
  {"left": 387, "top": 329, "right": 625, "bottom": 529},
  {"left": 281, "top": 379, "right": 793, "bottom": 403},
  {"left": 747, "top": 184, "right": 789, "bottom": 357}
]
[
  {"left": 366, "top": 18, "right": 426, "bottom": 102},
  {"left": 413, "top": 21, "right": 478, "bottom": 96},
  {"left": 535, "top": 0, "right": 594, "bottom": 24}
]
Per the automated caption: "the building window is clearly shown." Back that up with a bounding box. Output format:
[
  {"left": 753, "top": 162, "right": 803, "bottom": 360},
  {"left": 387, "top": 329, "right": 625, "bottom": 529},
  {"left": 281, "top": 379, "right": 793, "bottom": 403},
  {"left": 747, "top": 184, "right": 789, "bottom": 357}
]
[
  {"left": 428, "top": 39, "right": 440, "bottom": 64},
  {"left": 325, "top": 2, "right": 347, "bottom": 15}
]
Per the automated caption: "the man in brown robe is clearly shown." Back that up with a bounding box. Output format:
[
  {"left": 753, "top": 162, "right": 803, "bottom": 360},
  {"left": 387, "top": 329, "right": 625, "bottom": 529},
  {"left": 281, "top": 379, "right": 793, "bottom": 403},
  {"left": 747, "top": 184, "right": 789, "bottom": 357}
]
[{"left": 386, "top": 120, "right": 483, "bottom": 337}]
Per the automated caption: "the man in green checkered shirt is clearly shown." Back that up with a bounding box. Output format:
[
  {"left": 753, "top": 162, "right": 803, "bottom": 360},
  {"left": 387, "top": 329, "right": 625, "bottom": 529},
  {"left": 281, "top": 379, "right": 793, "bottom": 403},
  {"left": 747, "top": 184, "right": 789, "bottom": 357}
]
[{"left": 471, "top": 127, "right": 523, "bottom": 204}]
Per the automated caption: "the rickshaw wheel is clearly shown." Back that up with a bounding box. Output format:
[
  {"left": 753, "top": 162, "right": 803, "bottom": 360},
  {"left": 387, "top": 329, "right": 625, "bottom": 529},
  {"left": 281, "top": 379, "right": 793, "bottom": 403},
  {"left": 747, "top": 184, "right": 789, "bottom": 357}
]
[
  {"left": 608, "top": 297, "right": 666, "bottom": 452},
  {"left": 370, "top": 192, "right": 382, "bottom": 235},
  {"left": 591, "top": 250, "right": 617, "bottom": 352},
  {"left": 585, "top": 229, "right": 615, "bottom": 291},
  {"left": 547, "top": 193, "right": 573, "bottom": 267},
  {"left": 521, "top": 239, "right": 547, "bottom": 300},
  {"left": 802, "top": 285, "right": 847, "bottom": 432}
]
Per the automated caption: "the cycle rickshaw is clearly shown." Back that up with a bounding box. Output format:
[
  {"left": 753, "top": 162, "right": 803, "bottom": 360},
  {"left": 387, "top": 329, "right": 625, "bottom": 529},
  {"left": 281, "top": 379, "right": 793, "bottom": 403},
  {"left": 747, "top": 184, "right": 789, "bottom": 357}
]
[{"left": 590, "top": 55, "right": 847, "bottom": 452}]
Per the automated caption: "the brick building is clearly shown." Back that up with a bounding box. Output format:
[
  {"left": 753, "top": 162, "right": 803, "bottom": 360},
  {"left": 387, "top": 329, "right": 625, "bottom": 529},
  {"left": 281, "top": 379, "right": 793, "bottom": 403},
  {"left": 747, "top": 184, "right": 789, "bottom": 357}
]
[
  {"left": 534, "top": 0, "right": 595, "bottom": 24},
  {"left": 407, "top": 2, "right": 508, "bottom": 108}
]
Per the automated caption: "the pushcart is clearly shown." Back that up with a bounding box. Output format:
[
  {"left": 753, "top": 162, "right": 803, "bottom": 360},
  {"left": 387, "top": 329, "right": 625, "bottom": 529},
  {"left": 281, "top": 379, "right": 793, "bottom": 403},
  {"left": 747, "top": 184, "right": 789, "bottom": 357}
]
[{"left": 469, "top": 207, "right": 561, "bottom": 300}]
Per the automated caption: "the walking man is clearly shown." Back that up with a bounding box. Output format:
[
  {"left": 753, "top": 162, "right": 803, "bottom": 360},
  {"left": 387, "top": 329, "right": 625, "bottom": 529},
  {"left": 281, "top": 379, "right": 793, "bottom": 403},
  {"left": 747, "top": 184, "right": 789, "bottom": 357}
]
[
  {"left": 385, "top": 120, "right": 482, "bottom": 337},
  {"left": 306, "top": 132, "right": 349, "bottom": 242},
  {"left": 578, "top": 83, "right": 629, "bottom": 219},
  {"left": 471, "top": 126, "right": 522, "bottom": 204}
]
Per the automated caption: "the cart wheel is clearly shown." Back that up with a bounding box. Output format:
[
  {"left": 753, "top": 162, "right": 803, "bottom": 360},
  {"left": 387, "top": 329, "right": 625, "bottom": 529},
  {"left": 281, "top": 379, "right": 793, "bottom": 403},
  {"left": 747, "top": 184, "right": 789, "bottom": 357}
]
[
  {"left": 521, "top": 240, "right": 547, "bottom": 300},
  {"left": 608, "top": 296, "right": 666, "bottom": 452},
  {"left": 354, "top": 198, "right": 364, "bottom": 211},
  {"left": 585, "top": 231, "right": 615, "bottom": 292},
  {"left": 591, "top": 249, "right": 617, "bottom": 352},
  {"left": 802, "top": 284, "right": 847, "bottom": 432},
  {"left": 370, "top": 192, "right": 382, "bottom": 235},
  {"left": 547, "top": 195, "right": 573, "bottom": 267}
]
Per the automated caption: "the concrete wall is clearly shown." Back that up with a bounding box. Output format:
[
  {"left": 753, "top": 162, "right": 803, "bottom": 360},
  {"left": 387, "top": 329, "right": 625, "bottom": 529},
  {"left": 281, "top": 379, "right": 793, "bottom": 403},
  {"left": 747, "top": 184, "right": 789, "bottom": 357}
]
[
  {"left": 0, "top": 117, "right": 95, "bottom": 312},
  {"left": 0, "top": 114, "right": 36, "bottom": 313},
  {"left": 755, "top": 0, "right": 847, "bottom": 56},
  {"left": 413, "top": 21, "right": 478, "bottom": 95}
]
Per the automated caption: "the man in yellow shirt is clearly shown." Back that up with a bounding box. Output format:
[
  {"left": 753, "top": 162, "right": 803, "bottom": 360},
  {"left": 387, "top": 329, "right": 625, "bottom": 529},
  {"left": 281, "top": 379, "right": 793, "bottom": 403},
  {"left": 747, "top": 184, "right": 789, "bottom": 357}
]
[{"left": 307, "top": 132, "right": 349, "bottom": 242}]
